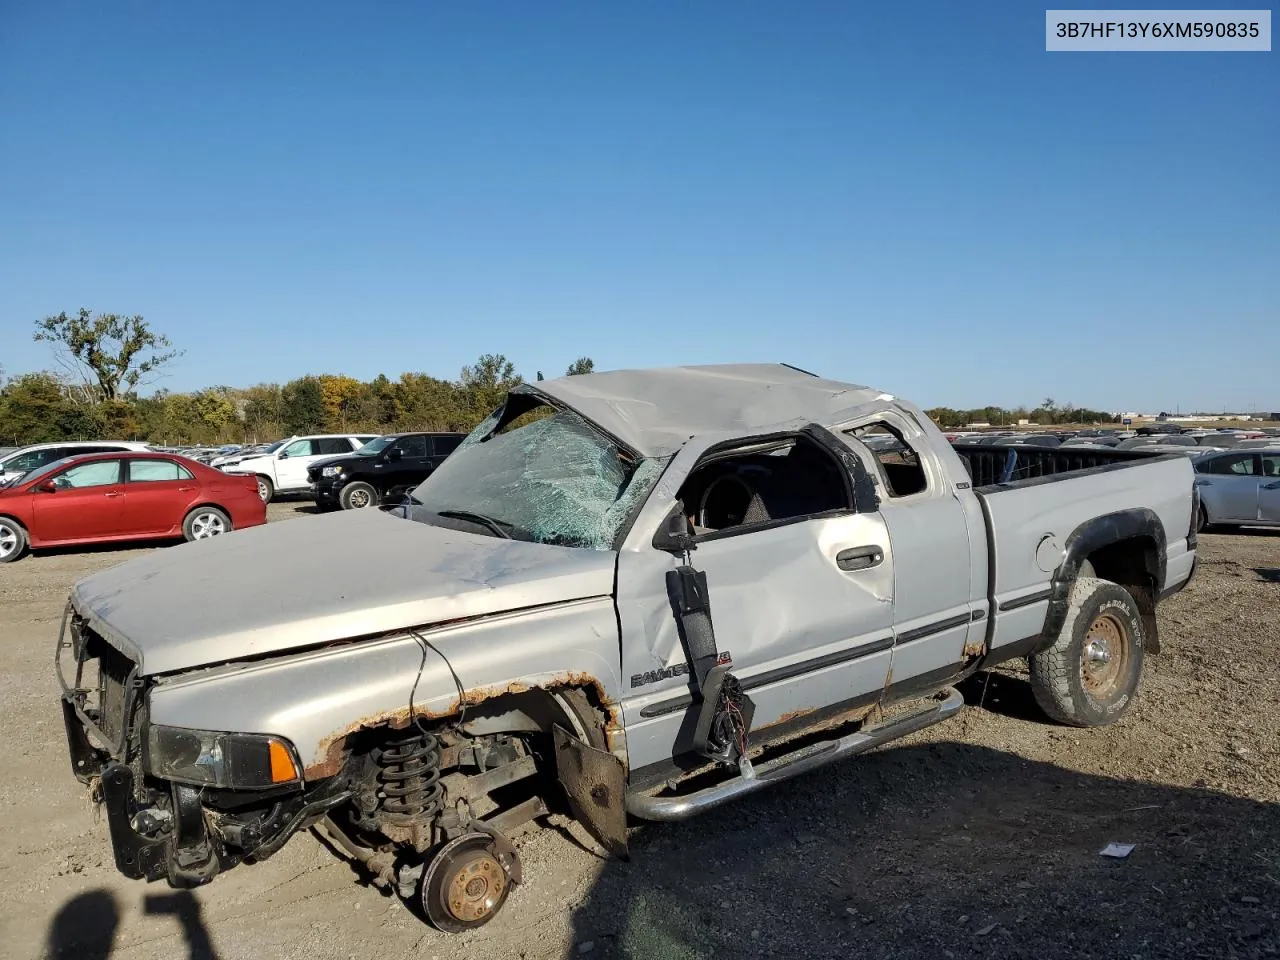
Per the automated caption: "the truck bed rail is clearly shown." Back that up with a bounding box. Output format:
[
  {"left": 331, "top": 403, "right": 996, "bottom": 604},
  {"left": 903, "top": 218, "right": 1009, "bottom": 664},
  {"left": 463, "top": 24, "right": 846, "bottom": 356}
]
[{"left": 952, "top": 445, "right": 1168, "bottom": 489}]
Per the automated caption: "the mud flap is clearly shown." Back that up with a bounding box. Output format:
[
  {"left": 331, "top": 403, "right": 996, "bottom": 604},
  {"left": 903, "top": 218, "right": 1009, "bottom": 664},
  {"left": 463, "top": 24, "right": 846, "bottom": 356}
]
[{"left": 553, "top": 725, "right": 629, "bottom": 859}]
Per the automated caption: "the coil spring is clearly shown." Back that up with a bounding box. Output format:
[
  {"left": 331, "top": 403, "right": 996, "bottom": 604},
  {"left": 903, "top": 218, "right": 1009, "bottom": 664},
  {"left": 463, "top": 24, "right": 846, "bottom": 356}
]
[{"left": 376, "top": 730, "right": 444, "bottom": 825}]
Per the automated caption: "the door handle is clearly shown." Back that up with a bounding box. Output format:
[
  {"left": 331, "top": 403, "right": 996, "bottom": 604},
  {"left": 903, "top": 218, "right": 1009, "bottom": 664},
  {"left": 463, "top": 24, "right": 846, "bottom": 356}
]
[
  {"left": 836, "top": 545, "right": 884, "bottom": 572},
  {"left": 104, "top": 491, "right": 124, "bottom": 498},
  {"left": 177, "top": 486, "right": 195, "bottom": 492}
]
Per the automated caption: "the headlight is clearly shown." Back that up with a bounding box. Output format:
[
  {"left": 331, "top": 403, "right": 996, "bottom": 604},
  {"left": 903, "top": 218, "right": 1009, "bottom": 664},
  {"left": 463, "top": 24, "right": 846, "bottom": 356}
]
[
  {"left": 321, "top": 465, "right": 343, "bottom": 477},
  {"left": 145, "top": 724, "right": 302, "bottom": 789}
]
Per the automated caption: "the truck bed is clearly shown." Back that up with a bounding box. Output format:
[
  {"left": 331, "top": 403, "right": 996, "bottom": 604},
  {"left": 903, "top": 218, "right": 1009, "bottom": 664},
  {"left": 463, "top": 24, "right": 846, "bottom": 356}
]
[{"left": 947, "top": 444, "right": 1197, "bottom": 657}]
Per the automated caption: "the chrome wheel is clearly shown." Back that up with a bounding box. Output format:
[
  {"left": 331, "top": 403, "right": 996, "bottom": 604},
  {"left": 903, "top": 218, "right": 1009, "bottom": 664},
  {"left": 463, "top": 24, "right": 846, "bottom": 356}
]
[
  {"left": 346, "top": 487, "right": 372, "bottom": 508},
  {"left": 257, "top": 478, "right": 271, "bottom": 502},
  {"left": 1081, "top": 613, "right": 1127, "bottom": 697},
  {"left": 0, "top": 525, "right": 17, "bottom": 559},
  {"left": 190, "top": 512, "right": 226, "bottom": 539}
]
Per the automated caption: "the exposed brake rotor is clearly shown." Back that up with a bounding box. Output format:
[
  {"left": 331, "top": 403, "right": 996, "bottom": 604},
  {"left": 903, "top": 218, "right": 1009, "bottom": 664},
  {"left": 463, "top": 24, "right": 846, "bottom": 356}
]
[{"left": 420, "top": 832, "right": 519, "bottom": 932}]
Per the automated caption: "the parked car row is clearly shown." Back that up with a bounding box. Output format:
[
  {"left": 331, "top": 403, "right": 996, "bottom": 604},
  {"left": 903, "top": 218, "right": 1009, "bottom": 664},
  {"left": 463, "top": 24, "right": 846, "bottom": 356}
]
[
  {"left": 0, "top": 429, "right": 470, "bottom": 561},
  {"left": 947, "top": 425, "right": 1279, "bottom": 458},
  {"left": 0, "top": 451, "right": 266, "bottom": 562},
  {"left": 0, "top": 441, "right": 154, "bottom": 487},
  {"left": 946, "top": 430, "right": 1280, "bottom": 531}
]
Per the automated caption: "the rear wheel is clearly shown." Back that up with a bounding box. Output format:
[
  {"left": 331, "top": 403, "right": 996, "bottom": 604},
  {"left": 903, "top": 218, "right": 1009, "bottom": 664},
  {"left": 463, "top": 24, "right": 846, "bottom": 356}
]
[
  {"left": 0, "top": 518, "right": 28, "bottom": 563},
  {"left": 183, "top": 506, "right": 231, "bottom": 541},
  {"left": 1029, "top": 576, "right": 1144, "bottom": 727},
  {"left": 1197, "top": 503, "right": 1209, "bottom": 532},
  {"left": 255, "top": 475, "right": 274, "bottom": 503},
  {"left": 340, "top": 481, "right": 379, "bottom": 510}
]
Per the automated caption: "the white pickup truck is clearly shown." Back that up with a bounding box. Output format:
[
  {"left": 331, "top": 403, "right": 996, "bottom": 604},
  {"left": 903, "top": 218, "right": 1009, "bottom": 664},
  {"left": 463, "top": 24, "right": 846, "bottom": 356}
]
[{"left": 57, "top": 364, "right": 1197, "bottom": 933}]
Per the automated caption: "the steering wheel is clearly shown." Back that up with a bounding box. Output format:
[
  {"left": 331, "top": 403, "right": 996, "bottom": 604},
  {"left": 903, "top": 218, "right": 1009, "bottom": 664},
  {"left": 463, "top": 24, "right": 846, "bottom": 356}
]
[{"left": 698, "top": 473, "right": 755, "bottom": 530}]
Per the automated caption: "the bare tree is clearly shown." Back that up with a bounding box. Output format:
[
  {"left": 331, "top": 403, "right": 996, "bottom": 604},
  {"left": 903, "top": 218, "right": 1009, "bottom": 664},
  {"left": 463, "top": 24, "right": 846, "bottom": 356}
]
[{"left": 34, "top": 308, "right": 183, "bottom": 402}]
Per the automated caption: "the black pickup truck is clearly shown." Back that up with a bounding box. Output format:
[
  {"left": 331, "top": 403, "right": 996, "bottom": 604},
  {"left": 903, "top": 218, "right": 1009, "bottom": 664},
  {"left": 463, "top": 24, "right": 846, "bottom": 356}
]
[{"left": 307, "top": 432, "right": 465, "bottom": 509}]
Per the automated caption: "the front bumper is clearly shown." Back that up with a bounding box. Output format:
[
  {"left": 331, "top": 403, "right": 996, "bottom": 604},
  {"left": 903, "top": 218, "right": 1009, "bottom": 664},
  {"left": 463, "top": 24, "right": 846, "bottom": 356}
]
[
  {"left": 309, "top": 475, "right": 343, "bottom": 503},
  {"left": 57, "top": 610, "right": 348, "bottom": 888}
]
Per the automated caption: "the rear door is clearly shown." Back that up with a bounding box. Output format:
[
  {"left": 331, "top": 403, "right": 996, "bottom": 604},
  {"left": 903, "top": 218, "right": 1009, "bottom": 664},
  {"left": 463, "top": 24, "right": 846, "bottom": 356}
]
[
  {"left": 831, "top": 413, "right": 983, "bottom": 686},
  {"left": 32, "top": 459, "right": 127, "bottom": 542},
  {"left": 432, "top": 434, "right": 464, "bottom": 464},
  {"left": 1198, "top": 453, "right": 1260, "bottom": 521},
  {"left": 1259, "top": 453, "right": 1280, "bottom": 522},
  {"left": 120, "top": 458, "right": 198, "bottom": 535}
]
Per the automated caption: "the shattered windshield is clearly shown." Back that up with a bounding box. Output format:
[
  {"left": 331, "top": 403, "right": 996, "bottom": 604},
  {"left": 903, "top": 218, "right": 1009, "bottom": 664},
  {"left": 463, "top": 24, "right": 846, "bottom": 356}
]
[{"left": 411, "top": 400, "right": 665, "bottom": 550}]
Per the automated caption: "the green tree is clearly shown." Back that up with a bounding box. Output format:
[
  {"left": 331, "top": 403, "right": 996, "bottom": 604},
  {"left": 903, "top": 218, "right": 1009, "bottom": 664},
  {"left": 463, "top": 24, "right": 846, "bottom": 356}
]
[
  {"left": 0, "top": 373, "right": 81, "bottom": 443},
  {"left": 280, "top": 377, "right": 326, "bottom": 434},
  {"left": 34, "top": 308, "right": 182, "bottom": 402},
  {"left": 458, "top": 354, "right": 521, "bottom": 424},
  {"left": 192, "top": 389, "right": 236, "bottom": 436},
  {"left": 565, "top": 357, "right": 595, "bottom": 376}
]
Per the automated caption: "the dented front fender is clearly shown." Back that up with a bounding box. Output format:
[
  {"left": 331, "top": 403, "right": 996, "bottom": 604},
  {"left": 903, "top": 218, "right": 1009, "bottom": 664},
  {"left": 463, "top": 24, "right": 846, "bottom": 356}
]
[{"left": 147, "top": 597, "right": 623, "bottom": 781}]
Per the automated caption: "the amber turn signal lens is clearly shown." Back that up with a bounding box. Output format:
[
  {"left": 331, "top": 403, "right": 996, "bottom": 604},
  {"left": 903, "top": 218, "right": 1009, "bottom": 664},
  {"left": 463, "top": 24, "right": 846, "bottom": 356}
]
[{"left": 269, "top": 739, "right": 300, "bottom": 783}]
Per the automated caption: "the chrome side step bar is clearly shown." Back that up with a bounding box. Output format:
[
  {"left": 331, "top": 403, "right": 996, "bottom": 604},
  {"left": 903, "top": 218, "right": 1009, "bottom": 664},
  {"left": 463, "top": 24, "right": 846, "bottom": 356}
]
[{"left": 625, "top": 687, "right": 964, "bottom": 822}]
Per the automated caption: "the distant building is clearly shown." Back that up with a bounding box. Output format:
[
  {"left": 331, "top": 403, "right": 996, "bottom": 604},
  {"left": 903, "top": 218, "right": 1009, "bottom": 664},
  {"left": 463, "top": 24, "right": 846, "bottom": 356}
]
[
  {"left": 967, "top": 421, "right": 991, "bottom": 429},
  {"left": 1271, "top": 412, "right": 1280, "bottom": 421}
]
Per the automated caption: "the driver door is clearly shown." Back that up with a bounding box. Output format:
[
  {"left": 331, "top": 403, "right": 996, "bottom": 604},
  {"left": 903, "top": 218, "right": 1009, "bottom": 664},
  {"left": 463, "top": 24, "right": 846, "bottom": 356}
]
[
  {"left": 32, "top": 459, "right": 127, "bottom": 542},
  {"left": 275, "top": 438, "right": 321, "bottom": 491},
  {"left": 616, "top": 428, "right": 895, "bottom": 777}
]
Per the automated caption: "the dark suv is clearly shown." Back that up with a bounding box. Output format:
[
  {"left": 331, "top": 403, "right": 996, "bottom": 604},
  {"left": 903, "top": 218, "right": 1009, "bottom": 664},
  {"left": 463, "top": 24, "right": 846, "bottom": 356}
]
[{"left": 307, "top": 432, "right": 465, "bottom": 510}]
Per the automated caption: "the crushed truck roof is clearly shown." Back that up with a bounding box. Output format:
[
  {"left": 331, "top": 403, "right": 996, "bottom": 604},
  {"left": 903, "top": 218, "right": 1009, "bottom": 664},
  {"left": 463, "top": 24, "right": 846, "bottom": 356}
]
[{"left": 527, "top": 363, "right": 886, "bottom": 457}]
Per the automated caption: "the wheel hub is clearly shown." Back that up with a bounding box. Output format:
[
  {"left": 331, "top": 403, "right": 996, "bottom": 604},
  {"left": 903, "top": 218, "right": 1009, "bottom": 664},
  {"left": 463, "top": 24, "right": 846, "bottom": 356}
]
[
  {"left": 349, "top": 488, "right": 370, "bottom": 507},
  {"left": 192, "top": 514, "right": 225, "bottom": 538},
  {"left": 0, "top": 528, "right": 16, "bottom": 557},
  {"left": 1081, "top": 613, "right": 1126, "bottom": 694},
  {"left": 422, "top": 833, "right": 516, "bottom": 931},
  {"left": 444, "top": 852, "right": 504, "bottom": 922}
]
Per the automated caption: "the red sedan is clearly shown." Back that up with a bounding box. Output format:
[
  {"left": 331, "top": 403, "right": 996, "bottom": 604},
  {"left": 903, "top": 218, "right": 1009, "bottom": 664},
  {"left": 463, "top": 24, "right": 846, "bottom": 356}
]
[{"left": 0, "top": 452, "right": 266, "bottom": 562}]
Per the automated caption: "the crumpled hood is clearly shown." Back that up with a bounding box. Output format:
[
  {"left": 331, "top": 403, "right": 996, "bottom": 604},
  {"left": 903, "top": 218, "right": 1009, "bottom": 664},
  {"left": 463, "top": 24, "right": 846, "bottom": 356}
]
[{"left": 71, "top": 509, "right": 617, "bottom": 675}]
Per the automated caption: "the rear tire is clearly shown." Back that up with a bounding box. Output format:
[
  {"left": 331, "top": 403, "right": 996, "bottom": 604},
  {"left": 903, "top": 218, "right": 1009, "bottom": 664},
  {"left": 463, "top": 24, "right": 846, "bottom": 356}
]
[
  {"left": 183, "top": 506, "right": 231, "bottom": 541},
  {"left": 0, "top": 517, "right": 28, "bottom": 563},
  {"left": 255, "top": 475, "right": 275, "bottom": 503},
  {"left": 340, "top": 481, "right": 379, "bottom": 510},
  {"left": 1029, "top": 576, "right": 1145, "bottom": 727},
  {"left": 1197, "top": 503, "right": 1209, "bottom": 532}
]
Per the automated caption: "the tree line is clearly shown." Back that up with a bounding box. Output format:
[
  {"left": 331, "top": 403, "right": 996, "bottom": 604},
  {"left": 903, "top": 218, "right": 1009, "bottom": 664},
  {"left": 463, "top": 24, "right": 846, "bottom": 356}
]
[
  {"left": 1, "top": 309, "right": 601, "bottom": 445},
  {"left": 0, "top": 309, "right": 1120, "bottom": 447},
  {"left": 924, "top": 399, "right": 1118, "bottom": 429}
]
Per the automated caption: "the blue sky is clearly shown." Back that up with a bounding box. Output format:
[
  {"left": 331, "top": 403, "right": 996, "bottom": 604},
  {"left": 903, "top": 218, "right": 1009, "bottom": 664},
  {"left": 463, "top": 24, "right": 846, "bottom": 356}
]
[{"left": 1, "top": 2, "right": 1275, "bottom": 413}]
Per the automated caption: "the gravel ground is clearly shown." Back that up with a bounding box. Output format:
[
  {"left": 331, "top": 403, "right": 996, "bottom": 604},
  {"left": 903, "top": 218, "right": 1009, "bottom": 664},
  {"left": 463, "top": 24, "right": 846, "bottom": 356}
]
[{"left": 2, "top": 504, "right": 1277, "bottom": 960}]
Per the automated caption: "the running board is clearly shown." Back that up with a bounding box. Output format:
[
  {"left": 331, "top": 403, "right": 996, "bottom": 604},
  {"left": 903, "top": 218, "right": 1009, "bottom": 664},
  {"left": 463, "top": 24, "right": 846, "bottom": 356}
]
[{"left": 625, "top": 687, "right": 964, "bottom": 822}]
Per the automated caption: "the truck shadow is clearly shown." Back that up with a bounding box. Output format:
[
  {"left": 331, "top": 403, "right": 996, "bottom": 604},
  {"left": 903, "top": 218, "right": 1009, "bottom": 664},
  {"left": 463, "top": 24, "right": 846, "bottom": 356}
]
[
  {"left": 1254, "top": 567, "right": 1280, "bottom": 583},
  {"left": 45, "top": 889, "right": 220, "bottom": 959},
  {"left": 567, "top": 742, "right": 1280, "bottom": 959}
]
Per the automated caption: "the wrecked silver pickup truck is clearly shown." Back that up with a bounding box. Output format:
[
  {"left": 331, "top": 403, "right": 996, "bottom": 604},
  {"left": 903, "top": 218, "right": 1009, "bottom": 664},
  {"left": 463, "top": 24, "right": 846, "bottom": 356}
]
[{"left": 58, "top": 364, "right": 1198, "bottom": 931}]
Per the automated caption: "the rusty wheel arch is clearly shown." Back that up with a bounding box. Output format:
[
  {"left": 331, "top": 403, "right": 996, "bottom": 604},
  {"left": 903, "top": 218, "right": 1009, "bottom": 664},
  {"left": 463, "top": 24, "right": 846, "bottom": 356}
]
[{"left": 304, "top": 679, "right": 619, "bottom": 782}]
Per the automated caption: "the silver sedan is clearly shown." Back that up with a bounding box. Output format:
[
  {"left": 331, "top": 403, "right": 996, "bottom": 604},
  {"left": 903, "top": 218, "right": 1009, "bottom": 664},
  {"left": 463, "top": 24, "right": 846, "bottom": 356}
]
[{"left": 1193, "top": 447, "right": 1280, "bottom": 530}]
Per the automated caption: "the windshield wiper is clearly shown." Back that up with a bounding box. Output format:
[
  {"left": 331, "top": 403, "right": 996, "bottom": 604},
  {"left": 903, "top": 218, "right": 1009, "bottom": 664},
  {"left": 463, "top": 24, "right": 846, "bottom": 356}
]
[{"left": 436, "top": 509, "right": 512, "bottom": 539}]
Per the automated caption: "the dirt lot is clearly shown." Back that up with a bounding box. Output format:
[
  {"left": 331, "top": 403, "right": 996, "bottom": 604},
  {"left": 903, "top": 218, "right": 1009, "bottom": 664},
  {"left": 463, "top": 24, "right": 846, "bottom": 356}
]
[{"left": 3, "top": 504, "right": 1278, "bottom": 960}]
